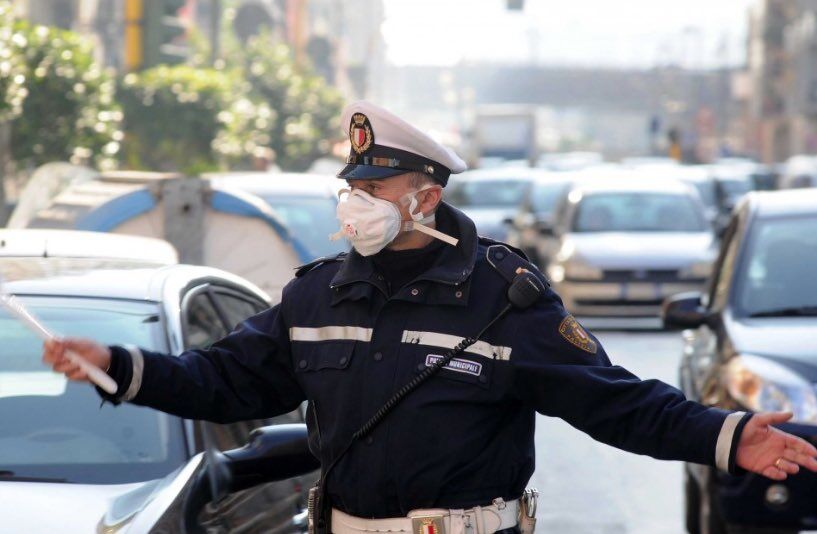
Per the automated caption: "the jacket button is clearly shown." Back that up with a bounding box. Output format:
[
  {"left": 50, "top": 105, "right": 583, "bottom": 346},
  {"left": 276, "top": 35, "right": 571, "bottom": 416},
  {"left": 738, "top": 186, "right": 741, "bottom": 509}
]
[
  {"left": 373, "top": 352, "right": 383, "bottom": 361},
  {"left": 479, "top": 375, "right": 488, "bottom": 384},
  {"left": 455, "top": 291, "right": 463, "bottom": 298},
  {"left": 416, "top": 363, "right": 426, "bottom": 372},
  {"left": 410, "top": 288, "right": 419, "bottom": 296},
  {"left": 339, "top": 356, "right": 348, "bottom": 365},
  {"left": 299, "top": 360, "right": 307, "bottom": 369},
  {"left": 365, "top": 436, "right": 374, "bottom": 445},
  {"left": 495, "top": 251, "right": 506, "bottom": 260}
]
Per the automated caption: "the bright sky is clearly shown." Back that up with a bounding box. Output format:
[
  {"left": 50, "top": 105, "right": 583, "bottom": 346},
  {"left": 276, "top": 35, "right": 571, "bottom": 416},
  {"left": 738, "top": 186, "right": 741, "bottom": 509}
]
[{"left": 382, "top": 0, "right": 756, "bottom": 68}]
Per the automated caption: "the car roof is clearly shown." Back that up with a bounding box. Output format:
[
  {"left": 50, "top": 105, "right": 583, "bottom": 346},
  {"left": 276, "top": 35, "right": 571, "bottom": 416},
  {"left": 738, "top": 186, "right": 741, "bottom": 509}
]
[
  {"left": 0, "top": 259, "right": 268, "bottom": 303},
  {"left": 205, "top": 172, "right": 339, "bottom": 197},
  {"left": 747, "top": 188, "right": 817, "bottom": 218},
  {"left": 454, "top": 167, "right": 558, "bottom": 182},
  {"left": 568, "top": 169, "right": 695, "bottom": 195},
  {"left": 0, "top": 229, "right": 178, "bottom": 264}
]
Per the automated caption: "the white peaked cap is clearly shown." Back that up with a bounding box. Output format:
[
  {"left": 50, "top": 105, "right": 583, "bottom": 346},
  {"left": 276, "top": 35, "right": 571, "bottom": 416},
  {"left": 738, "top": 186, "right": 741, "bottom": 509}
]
[{"left": 337, "top": 100, "right": 467, "bottom": 186}]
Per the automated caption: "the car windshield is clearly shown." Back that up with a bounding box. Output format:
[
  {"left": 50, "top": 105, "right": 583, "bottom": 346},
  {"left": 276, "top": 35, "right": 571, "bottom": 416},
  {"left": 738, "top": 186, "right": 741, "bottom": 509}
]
[
  {"left": 261, "top": 195, "right": 347, "bottom": 257},
  {"left": 572, "top": 192, "right": 707, "bottom": 233},
  {"left": 0, "top": 297, "right": 187, "bottom": 484},
  {"left": 447, "top": 179, "right": 529, "bottom": 208},
  {"left": 735, "top": 215, "right": 817, "bottom": 317},
  {"left": 531, "top": 182, "right": 569, "bottom": 216}
]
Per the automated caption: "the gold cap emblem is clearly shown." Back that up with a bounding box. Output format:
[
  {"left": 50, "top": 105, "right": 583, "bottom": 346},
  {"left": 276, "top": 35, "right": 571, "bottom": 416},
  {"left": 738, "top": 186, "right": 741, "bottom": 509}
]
[{"left": 349, "top": 113, "right": 374, "bottom": 154}]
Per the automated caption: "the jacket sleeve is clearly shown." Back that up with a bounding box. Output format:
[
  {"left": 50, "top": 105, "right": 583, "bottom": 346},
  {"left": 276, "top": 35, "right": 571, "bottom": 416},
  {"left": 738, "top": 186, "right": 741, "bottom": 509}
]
[
  {"left": 100, "top": 301, "right": 305, "bottom": 424},
  {"left": 510, "top": 289, "right": 749, "bottom": 472}
]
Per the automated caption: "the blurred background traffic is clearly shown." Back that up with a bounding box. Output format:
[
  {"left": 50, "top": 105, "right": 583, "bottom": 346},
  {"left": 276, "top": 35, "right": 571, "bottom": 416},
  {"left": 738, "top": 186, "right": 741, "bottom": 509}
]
[{"left": 1, "top": 1, "right": 817, "bottom": 533}]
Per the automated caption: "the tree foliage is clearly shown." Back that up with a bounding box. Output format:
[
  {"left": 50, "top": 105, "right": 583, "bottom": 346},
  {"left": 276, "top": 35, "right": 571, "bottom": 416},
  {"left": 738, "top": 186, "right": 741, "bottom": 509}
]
[
  {"left": 0, "top": 1, "right": 26, "bottom": 122},
  {"left": 235, "top": 36, "right": 344, "bottom": 171},
  {"left": 118, "top": 65, "right": 268, "bottom": 175},
  {"left": 8, "top": 21, "right": 121, "bottom": 170}
]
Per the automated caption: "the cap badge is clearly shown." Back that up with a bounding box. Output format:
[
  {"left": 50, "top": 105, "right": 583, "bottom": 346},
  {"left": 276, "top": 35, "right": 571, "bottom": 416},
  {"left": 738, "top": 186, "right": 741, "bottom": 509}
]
[{"left": 350, "top": 113, "right": 374, "bottom": 154}]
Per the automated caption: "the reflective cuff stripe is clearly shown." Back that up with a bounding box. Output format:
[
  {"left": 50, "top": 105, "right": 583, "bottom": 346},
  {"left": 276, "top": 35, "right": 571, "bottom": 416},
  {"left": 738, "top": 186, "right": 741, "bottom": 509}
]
[
  {"left": 122, "top": 345, "right": 144, "bottom": 402},
  {"left": 716, "top": 411, "right": 745, "bottom": 472},
  {"left": 289, "top": 326, "right": 373, "bottom": 343},
  {"left": 402, "top": 330, "right": 512, "bottom": 361}
]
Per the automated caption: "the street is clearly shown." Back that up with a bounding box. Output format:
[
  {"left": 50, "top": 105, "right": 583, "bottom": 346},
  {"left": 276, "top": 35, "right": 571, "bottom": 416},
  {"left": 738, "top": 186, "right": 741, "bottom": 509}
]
[{"left": 531, "top": 329, "right": 685, "bottom": 534}]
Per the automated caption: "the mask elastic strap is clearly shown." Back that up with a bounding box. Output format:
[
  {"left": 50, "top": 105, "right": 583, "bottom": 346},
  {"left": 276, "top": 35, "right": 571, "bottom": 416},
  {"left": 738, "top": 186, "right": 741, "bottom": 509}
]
[
  {"left": 404, "top": 185, "right": 435, "bottom": 222},
  {"left": 402, "top": 218, "right": 459, "bottom": 247}
]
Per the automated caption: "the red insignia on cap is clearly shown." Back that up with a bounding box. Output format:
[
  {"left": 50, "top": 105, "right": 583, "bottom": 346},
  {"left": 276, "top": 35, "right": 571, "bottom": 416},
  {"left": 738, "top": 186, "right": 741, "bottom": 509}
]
[{"left": 350, "top": 113, "right": 374, "bottom": 154}]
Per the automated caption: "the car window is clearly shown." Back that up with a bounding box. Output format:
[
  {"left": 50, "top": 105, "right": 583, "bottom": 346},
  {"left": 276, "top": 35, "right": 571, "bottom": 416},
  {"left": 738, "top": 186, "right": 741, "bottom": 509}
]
[
  {"left": 531, "top": 182, "right": 569, "bottom": 217},
  {"left": 184, "top": 291, "right": 228, "bottom": 349},
  {"left": 572, "top": 192, "right": 707, "bottom": 232},
  {"left": 0, "top": 297, "right": 187, "bottom": 484},
  {"left": 261, "top": 194, "right": 347, "bottom": 258},
  {"left": 733, "top": 215, "right": 817, "bottom": 316},
  {"left": 212, "top": 290, "right": 266, "bottom": 331},
  {"left": 447, "top": 179, "right": 530, "bottom": 208}
]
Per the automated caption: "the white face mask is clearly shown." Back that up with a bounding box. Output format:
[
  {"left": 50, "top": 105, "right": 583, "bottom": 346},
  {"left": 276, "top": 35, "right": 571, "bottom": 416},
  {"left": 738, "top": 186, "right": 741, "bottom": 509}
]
[{"left": 329, "top": 186, "right": 458, "bottom": 257}]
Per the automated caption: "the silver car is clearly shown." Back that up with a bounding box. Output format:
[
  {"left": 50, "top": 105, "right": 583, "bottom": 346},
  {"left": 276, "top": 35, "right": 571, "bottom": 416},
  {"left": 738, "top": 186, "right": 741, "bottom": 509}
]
[
  {"left": 0, "top": 257, "right": 315, "bottom": 532},
  {"left": 547, "top": 174, "right": 717, "bottom": 317}
]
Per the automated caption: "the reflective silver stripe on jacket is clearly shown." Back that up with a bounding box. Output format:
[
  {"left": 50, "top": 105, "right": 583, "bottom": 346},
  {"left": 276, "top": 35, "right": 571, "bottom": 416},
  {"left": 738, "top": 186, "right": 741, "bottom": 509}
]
[
  {"left": 715, "top": 411, "right": 745, "bottom": 472},
  {"left": 289, "top": 326, "right": 373, "bottom": 343},
  {"left": 122, "top": 344, "right": 144, "bottom": 402},
  {"left": 401, "top": 330, "right": 512, "bottom": 361}
]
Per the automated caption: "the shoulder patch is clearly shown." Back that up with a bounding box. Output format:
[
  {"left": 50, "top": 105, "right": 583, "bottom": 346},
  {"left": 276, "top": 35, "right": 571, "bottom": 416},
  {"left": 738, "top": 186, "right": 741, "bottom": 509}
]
[
  {"left": 295, "top": 252, "right": 347, "bottom": 278},
  {"left": 558, "top": 315, "right": 597, "bottom": 354}
]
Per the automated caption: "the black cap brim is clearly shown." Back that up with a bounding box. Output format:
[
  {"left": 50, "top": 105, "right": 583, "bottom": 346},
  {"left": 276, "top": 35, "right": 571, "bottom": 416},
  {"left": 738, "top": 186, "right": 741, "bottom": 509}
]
[{"left": 337, "top": 164, "right": 407, "bottom": 180}]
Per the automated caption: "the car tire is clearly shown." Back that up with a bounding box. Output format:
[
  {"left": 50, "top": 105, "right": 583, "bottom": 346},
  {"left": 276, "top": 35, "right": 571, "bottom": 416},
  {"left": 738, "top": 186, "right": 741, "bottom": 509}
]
[{"left": 685, "top": 469, "right": 702, "bottom": 534}]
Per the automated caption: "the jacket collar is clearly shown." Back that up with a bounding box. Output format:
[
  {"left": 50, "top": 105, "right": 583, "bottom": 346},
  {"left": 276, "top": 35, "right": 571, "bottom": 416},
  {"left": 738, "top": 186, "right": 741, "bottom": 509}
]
[{"left": 330, "top": 202, "right": 478, "bottom": 304}]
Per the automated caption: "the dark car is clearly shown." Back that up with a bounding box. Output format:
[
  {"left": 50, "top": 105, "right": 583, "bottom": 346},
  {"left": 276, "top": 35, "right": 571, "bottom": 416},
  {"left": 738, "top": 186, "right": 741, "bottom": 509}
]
[
  {"left": 0, "top": 255, "right": 316, "bottom": 532},
  {"left": 663, "top": 188, "right": 817, "bottom": 534}
]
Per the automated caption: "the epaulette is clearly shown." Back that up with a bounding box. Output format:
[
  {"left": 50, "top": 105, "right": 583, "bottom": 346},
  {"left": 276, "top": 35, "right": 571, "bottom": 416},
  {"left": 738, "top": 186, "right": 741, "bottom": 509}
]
[
  {"left": 295, "top": 252, "right": 347, "bottom": 278},
  {"left": 478, "top": 235, "right": 529, "bottom": 261},
  {"left": 484, "top": 243, "right": 549, "bottom": 288}
]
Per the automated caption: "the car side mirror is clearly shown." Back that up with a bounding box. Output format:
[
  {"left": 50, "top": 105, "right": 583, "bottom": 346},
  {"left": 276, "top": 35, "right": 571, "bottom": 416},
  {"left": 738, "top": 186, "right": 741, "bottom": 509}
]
[
  {"left": 223, "top": 423, "right": 320, "bottom": 493},
  {"left": 183, "top": 424, "right": 319, "bottom": 534},
  {"left": 662, "top": 292, "right": 710, "bottom": 330}
]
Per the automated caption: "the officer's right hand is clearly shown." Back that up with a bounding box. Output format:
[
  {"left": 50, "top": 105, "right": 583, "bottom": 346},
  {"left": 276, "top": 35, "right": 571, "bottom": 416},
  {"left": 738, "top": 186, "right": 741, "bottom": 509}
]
[{"left": 42, "top": 338, "right": 111, "bottom": 383}]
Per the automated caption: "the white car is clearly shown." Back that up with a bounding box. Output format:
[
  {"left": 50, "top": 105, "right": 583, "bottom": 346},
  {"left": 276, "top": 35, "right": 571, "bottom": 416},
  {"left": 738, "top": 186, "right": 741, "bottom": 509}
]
[
  {"left": 547, "top": 173, "right": 717, "bottom": 317},
  {"left": 0, "top": 257, "right": 317, "bottom": 532}
]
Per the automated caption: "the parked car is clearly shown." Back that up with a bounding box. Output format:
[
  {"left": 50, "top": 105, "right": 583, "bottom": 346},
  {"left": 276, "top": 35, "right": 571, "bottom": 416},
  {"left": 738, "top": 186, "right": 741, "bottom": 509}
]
[
  {"left": 664, "top": 188, "right": 817, "bottom": 534},
  {"left": 546, "top": 172, "right": 716, "bottom": 317},
  {"left": 0, "top": 257, "right": 316, "bottom": 532},
  {"left": 208, "top": 172, "right": 347, "bottom": 260},
  {"left": 779, "top": 155, "right": 817, "bottom": 189},
  {"left": 708, "top": 164, "right": 755, "bottom": 211},
  {"left": 0, "top": 229, "right": 178, "bottom": 265},
  {"left": 505, "top": 172, "right": 576, "bottom": 266},
  {"left": 445, "top": 168, "right": 536, "bottom": 241}
]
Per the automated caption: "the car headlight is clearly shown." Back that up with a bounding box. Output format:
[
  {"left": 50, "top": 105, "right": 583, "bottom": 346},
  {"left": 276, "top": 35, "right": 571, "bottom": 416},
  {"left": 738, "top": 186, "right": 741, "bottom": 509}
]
[
  {"left": 680, "top": 260, "right": 712, "bottom": 280},
  {"left": 724, "top": 354, "right": 817, "bottom": 423},
  {"left": 548, "top": 259, "right": 603, "bottom": 282}
]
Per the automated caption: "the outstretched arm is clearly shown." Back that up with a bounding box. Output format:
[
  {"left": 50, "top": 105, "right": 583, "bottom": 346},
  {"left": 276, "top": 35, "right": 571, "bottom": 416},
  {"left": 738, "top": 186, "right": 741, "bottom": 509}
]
[{"left": 43, "top": 302, "right": 305, "bottom": 423}]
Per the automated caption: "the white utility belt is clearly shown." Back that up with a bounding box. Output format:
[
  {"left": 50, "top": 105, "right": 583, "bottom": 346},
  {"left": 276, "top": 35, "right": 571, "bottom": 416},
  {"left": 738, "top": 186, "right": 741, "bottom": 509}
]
[{"left": 331, "top": 497, "right": 524, "bottom": 534}]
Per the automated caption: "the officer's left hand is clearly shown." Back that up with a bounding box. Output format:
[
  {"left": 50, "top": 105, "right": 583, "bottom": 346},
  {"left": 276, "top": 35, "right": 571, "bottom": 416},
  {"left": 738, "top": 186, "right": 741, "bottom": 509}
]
[{"left": 736, "top": 412, "right": 817, "bottom": 480}]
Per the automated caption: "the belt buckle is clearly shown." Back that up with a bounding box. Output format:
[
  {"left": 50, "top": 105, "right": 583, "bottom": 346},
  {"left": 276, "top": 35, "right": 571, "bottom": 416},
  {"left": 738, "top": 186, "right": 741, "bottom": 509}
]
[{"left": 412, "top": 514, "right": 446, "bottom": 534}]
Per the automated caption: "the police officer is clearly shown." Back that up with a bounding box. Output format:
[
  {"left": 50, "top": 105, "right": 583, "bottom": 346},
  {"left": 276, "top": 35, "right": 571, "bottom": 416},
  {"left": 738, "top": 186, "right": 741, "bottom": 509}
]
[{"left": 44, "top": 101, "right": 817, "bottom": 534}]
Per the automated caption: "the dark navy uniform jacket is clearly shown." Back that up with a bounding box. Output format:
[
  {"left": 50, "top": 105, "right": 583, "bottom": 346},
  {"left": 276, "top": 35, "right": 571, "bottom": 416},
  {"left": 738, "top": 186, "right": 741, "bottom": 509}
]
[{"left": 104, "top": 202, "right": 749, "bottom": 518}]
